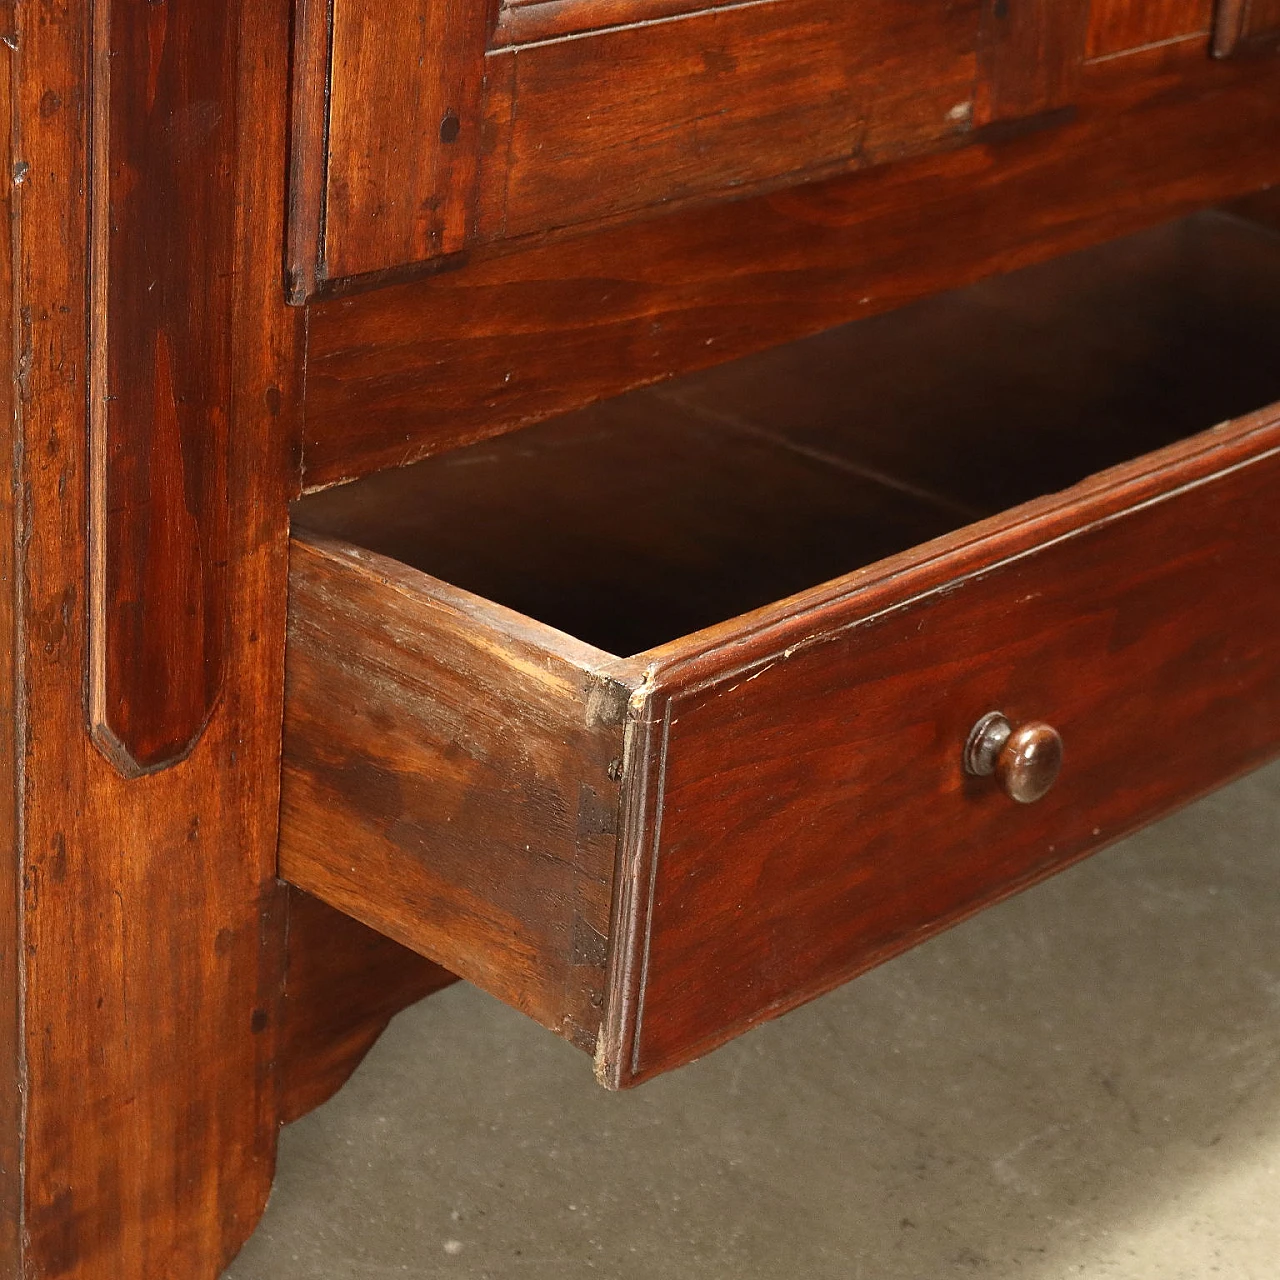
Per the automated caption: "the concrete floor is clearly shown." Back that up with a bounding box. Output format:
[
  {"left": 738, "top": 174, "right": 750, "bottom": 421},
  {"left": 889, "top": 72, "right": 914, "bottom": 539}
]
[{"left": 226, "top": 759, "right": 1280, "bottom": 1279}]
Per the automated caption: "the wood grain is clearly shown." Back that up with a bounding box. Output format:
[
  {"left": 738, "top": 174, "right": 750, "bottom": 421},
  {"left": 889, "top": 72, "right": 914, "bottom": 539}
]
[
  {"left": 280, "top": 535, "right": 628, "bottom": 1052},
  {"left": 481, "top": 0, "right": 981, "bottom": 243},
  {"left": 295, "top": 0, "right": 986, "bottom": 289},
  {"left": 492, "top": 0, "right": 746, "bottom": 46},
  {"left": 295, "top": 212, "right": 1280, "bottom": 651},
  {"left": 10, "top": 0, "right": 303, "bottom": 1271},
  {"left": 301, "top": 44, "right": 1280, "bottom": 489},
  {"left": 281, "top": 888, "right": 456, "bottom": 1124},
  {"left": 976, "top": 0, "right": 1090, "bottom": 123},
  {"left": 285, "top": 0, "right": 333, "bottom": 304},
  {"left": 318, "top": 0, "right": 487, "bottom": 282},
  {"left": 608, "top": 410, "right": 1280, "bottom": 1083},
  {"left": 284, "top": 403, "right": 1280, "bottom": 1089},
  {"left": 89, "top": 0, "right": 239, "bottom": 771}
]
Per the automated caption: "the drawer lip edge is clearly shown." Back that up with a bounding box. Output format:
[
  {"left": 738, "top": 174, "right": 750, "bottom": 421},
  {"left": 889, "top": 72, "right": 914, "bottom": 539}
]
[
  {"left": 634, "top": 406, "right": 1280, "bottom": 689},
  {"left": 288, "top": 525, "right": 638, "bottom": 683}
]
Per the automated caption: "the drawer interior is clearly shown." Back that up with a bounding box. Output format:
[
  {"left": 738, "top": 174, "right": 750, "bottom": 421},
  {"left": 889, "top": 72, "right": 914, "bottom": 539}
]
[{"left": 294, "top": 210, "right": 1280, "bottom": 658}]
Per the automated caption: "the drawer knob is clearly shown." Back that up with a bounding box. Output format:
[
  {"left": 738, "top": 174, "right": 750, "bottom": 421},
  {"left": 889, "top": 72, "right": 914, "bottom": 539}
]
[{"left": 964, "top": 711, "right": 1063, "bottom": 804}]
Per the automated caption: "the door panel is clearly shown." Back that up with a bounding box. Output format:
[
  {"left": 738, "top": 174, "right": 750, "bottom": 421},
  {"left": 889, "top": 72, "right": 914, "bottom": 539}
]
[{"left": 290, "top": 0, "right": 1096, "bottom": 295}]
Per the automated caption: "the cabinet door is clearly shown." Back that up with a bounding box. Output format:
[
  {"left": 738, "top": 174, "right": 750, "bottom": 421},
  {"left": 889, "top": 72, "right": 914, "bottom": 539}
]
[{"left": 289, "top": 0, "right": 1092, "bottom": 297}]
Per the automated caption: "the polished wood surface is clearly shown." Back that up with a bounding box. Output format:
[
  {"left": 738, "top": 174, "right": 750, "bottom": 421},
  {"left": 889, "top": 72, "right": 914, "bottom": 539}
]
[
  {"left": 481, "top": 0, "right": 981, "bottom": 243},
  {"left": 284, "top": 214, "right": 1280, "bottom": 1087},
  {"left": 295, "top": 0, "right": 987, "bottom": 289},
  {"left": 977, "top": 0, "right": 1089, "bottom": 122},
  {"left": 495, "top": 0, "right": 754, "bottom": 44},
  {"left": 6, "top": 0, "right": 303, "bottom": 1272},
  {"left": 290, "top": 0, "right": 486, "bottom": 295},
  {"left": 612, "top": 406, "right": 1280, "bottom": 1083},
  {"left": 282, "top": 535, "right": 624, "bottom": 1052},
  {"left": 300, "top": 44, "right": 1280, "bottom": 490},
  {"left": 1, "top": 0, "right": 1278, "bottom": 1268},
  {"left": 0, "top": 14, "right": 19, "bottom": 1268},
  {"left": 89, "top": 0, "right": 238, "bottom": 771}
]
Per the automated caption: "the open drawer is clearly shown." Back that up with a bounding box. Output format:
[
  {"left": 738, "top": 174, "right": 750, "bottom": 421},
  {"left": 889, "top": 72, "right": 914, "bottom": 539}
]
[{"left": 281, "top": 211, "right": 1280, "bottom": 1087}]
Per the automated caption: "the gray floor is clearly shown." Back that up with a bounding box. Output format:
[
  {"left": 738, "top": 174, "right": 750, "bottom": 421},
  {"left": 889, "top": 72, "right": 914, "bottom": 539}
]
[{"left": 226, "top": 760, "right": 1280, "bottom": 1279}]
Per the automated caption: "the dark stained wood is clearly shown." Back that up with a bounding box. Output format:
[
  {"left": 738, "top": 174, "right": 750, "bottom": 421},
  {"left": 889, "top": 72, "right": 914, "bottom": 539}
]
[
  {"left": 280, "top": 889, "right": 456, "bottom": 1125},
  {"left": 297, "top": 0, "right": 985, "bottom": 290},
  {"left": 283, "top": 214, "right": 1280, "bottom": 1086},
  {"left": 284, "top": 403, "right": 1280, "bottom": 1089},
  {"left": 301, "top": 43, "right": 1280, "bottom": 489},
  {"left": 1086, "top": 0, "right": 1213, "bottom": 58},
  {"left": 295, "top": 215, "right": 1280, "bottom": 654},
  {"left": 89, "top": 0, "right": 241, "bottom": 772},
  {"left": 608, "top": 407, "right": 1280, "bottom": 1083},
  {"left": 1, "top": 0, "right": 1277, "bottom": 1261},
  {"left": 10, "top": 0, "right": 304, "bottom": 1272},
  {"left": 1214, "top": 0, "right": 1280, "bottom": 54},
  {"left": 976, "top": 0, "right": 1090, "bottom": 124},
  {"left": 480, "top": 0, "right": 982, "bottom": 244},
  {"left": 280, "top": 535, "right": 627, "bottom": 1052},
  {"left": 316, "top": 0, "right": 487, "bottom": 283}
]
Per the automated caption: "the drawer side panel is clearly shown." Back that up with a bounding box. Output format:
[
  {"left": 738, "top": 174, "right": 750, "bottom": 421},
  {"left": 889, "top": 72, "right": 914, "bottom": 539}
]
[{"left": 280, "top": 535, "right": 627, "bottom": 1051}]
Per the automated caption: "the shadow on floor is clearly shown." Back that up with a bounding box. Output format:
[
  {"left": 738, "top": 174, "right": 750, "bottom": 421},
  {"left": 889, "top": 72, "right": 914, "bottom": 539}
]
[{"left": 227, "top": 760, "right": 1280, "bottom": 1280}]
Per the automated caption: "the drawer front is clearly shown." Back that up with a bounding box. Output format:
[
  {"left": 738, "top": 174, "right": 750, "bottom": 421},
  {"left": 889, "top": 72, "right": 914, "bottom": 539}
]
[
  {"left": 605, "top": 414, "right": 1280, "bottom": 1084},
  {"left": 288, "top": 0, "right": 1097, "bottom": 295}
]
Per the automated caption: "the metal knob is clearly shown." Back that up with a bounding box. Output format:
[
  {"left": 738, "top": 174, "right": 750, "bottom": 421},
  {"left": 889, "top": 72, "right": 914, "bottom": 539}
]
[{"left": 964, "top": 711, "right": 1063, "bottom": 804}]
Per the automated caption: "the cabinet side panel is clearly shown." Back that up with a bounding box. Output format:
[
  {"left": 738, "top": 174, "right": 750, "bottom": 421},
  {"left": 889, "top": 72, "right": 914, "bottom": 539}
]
[
  {"left": 89, "top": 0, "right": 240, "bottom": 770},
  {"left": 14, "top": 0, "right": 304, "bottom": 1270}
]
